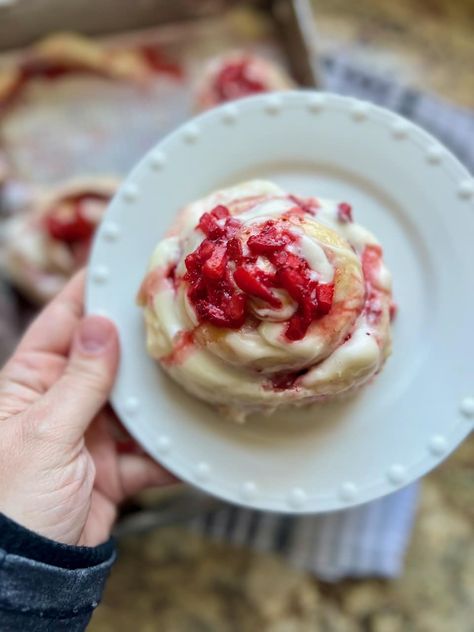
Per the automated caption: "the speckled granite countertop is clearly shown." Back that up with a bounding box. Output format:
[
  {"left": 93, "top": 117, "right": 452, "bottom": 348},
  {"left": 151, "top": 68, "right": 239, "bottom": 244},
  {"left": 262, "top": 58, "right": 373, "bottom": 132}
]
[
  {"left": 89, "top": 2, "right": 474, "bottom": 630},
  {"left": 90, "top": 439, "right": 473, "bottom": 632},
  {"left": 313, "top": 0, "right": 474, "bottom": 108}
]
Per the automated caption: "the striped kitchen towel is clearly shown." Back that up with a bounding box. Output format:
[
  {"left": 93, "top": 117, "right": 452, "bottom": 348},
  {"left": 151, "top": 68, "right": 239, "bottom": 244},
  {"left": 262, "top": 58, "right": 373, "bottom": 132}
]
[{"left": 187, "top": 55, "right": 474, "bottom": 581}]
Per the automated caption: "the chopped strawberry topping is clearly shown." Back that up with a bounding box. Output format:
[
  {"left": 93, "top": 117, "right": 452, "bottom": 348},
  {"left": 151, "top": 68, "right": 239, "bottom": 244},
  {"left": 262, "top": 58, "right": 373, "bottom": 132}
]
[
  {"left": 226, "top": 293, "right": 247, "bottom": 323},
  {"left": 210, "top": 204, "right": 230, "bottom": 219},
  {"left": 223, "top": 217, "right": 241, "bottom": 237},
  {"left": 194, "top": 293, "right": 246, "bottom": 329},
  {"left": 316, "top": 283, "right": 335, "bottom": 314},
  {"left": 184, "top": 207, "right": 335, "bottom": 336},
  {"left": 286, "top": 311, "right": 312, "bottom": 341},
  {"left": 196, "top": 238, "right": 215, "bottom": 261},
  {"left": 202, "top": 243, "right": 228, "bottom": 279},
  {"left": 227, "top": 237, "right": 244, "bottom": 262},
  {"left": 247, "top": 220, "right": 294, "bottom": 255},
  {"left": 278, "top": 268, "right": 307, "bottom": 303},
  {"left": 234, "top": 266, "right": 282, "bottom": 308},
  {"left": 185, "top": 212, "right": 247, "bottom": 329},
  {"left": 269, "top": 250, "right": 304, "bottom": 270},
  {"left": 337, "top": 202, "right": 353, "bottom": 223},
  {"left": 46, "top": 210, "right": 93, "bottom": 242},
  {"left": 214, "top": 59, "right": 266, "bottom": 102},
  {"left": 197, "top": 212, "right": 223, "bottom": 239},
  {"left": 45, "top": 193, "right": 108, "bottom": 243}
]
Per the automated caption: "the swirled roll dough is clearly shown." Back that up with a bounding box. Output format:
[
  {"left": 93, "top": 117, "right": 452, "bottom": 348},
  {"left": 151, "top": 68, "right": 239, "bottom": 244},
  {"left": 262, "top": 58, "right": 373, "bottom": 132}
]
[{"left": 4, "top": 176, "right": 117, "bottom": 303}]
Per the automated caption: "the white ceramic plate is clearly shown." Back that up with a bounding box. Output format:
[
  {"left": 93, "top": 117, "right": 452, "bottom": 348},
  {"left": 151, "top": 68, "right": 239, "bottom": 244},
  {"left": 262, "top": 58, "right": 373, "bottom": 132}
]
[{"left": 86, "top": 91, "right": 474, "bottom": 513}]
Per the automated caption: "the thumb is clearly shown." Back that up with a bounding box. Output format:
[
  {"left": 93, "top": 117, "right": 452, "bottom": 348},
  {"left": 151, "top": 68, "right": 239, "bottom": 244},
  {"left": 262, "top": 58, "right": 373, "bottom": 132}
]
[{"left": 35, "top": 315, "right": 119, "bottom": 443}]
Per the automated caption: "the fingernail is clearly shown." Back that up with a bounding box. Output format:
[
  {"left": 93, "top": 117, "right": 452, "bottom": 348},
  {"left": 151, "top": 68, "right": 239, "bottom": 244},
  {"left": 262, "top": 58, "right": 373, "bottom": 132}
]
[{"left": 77, "top": 316, "right": 115, "bottom": 354}]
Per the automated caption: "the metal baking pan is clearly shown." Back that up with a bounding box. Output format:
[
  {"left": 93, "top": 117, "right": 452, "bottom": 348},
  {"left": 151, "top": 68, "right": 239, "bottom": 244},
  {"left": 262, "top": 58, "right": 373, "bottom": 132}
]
[{"left": 0, "top": 0, "right": 320, "bottom": 86}]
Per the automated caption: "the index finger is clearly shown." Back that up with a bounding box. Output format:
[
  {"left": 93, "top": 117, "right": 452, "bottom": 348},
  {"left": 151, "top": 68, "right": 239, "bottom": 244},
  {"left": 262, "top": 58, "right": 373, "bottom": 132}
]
[{"left": 16, "top": 270, "right": 85, "bottom": 357}]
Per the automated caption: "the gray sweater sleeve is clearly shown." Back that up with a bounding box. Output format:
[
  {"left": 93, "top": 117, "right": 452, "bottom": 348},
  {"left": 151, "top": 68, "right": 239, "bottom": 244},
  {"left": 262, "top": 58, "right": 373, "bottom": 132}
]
[{"left": 0, "top": 513, "right": 116, "bottom": 631}]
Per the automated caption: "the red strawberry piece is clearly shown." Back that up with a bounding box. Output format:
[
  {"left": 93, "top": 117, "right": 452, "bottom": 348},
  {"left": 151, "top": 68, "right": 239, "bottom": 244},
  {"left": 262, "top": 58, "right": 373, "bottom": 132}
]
[
  {"left": 248, "top": 236, "right": 286, "bottom": 255},
  {"left": 362, "top": 244, "right": 382, "bottom": 284},
  {"left": 316, "top": 283, "right": 334, "bottom": 315},
  {"left": 46, "top": 201, "right": 95, "bottom": 242},
  {"left": 234, "top": 266, "right": 282, "bottom": 308},
  {"left": 285, "top": 311, "right": 312, "bottom": 341},
  {"left": 224, "top": 293, "right": 247, "bottom": 327},
  {"left": 198, "top": 212, "right": 223, "bottom": 239},
  {"left": 210, "top": 204, "right": 230, "bottom": 219},
  {"left": 195, "top": 302, "right": 226, "bottom": 327},
  {"left": 298, "top": 280, "right": 320, "bottom": 318},
  {"left": 389, "top": 301, "right": 398, "bottom": 321},
  {"left": 269, "top": 250, "right": 304, "bottom": 270},
  {"left": 196, "top": 238, "right": 215, "bottom": 262},
  {"left": 202, "top": 243, "right": 228, "bottom": 279},
  {"left": 196, "top": 295, "right": 245, "bottom": 329},
  {"left": 224, "top": 217, "right": 241, "bottom": 237},
  {"left": 269, "top": 250, "right": 288, "bottom": 267},
  {"left": 337, "top": 202, "right": 353, "bottom": 223},
  {"left": 247, "top": 231, "right": 290, "bottom": 255},
  {"left": 185, "top": 252, "right": 200, "bottom": 273},
  {"left": 187, "top": 277, "right": 207, "bottom": 302},
  {"left": 286, "top": 253, "right": 305, "bottom": 270},
  {"left": 215, "top": 60, "right": 266, "bottom": 101},
  {"left": 227, "top": 237, "right": 243, "bottom": 262},
  {"left": 277, "top": 268, "right": 307, "bottom": 303}
]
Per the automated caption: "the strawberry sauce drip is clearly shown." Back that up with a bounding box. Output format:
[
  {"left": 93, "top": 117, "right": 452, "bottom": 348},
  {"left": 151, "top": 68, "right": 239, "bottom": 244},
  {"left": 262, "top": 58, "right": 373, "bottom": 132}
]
[
  {"left": 184, "top": 206, "right": 335, "bottom": 340},
  {"left": 214, "top": 60, "right": 266, "bottom": 102},
  {"left": 288, "top": 195, "right": 319, "bottom": 216},
  {"left": 167, "top": 263, "right": 177, "bottom": 284},
  {"left": 45, "top": 193, "right": 109, "bottom": 243},
  {"left": 362, "top": 244, "right": 382, "bottom": 285},
  {"left": 138, "top": 45, "right": 183, "bottom": 78},
  {"left": 361, "top": 244, "right": 384, "bottom": 324},
  {"left": 161, "top": 330, "right": 195, "bottom": 366}
]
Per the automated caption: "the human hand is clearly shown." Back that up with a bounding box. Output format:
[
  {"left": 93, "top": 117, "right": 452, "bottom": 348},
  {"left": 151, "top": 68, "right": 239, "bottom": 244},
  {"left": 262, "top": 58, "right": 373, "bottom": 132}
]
[{"left": 0, "top": 271, "right": 175, "bottom": 547}]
